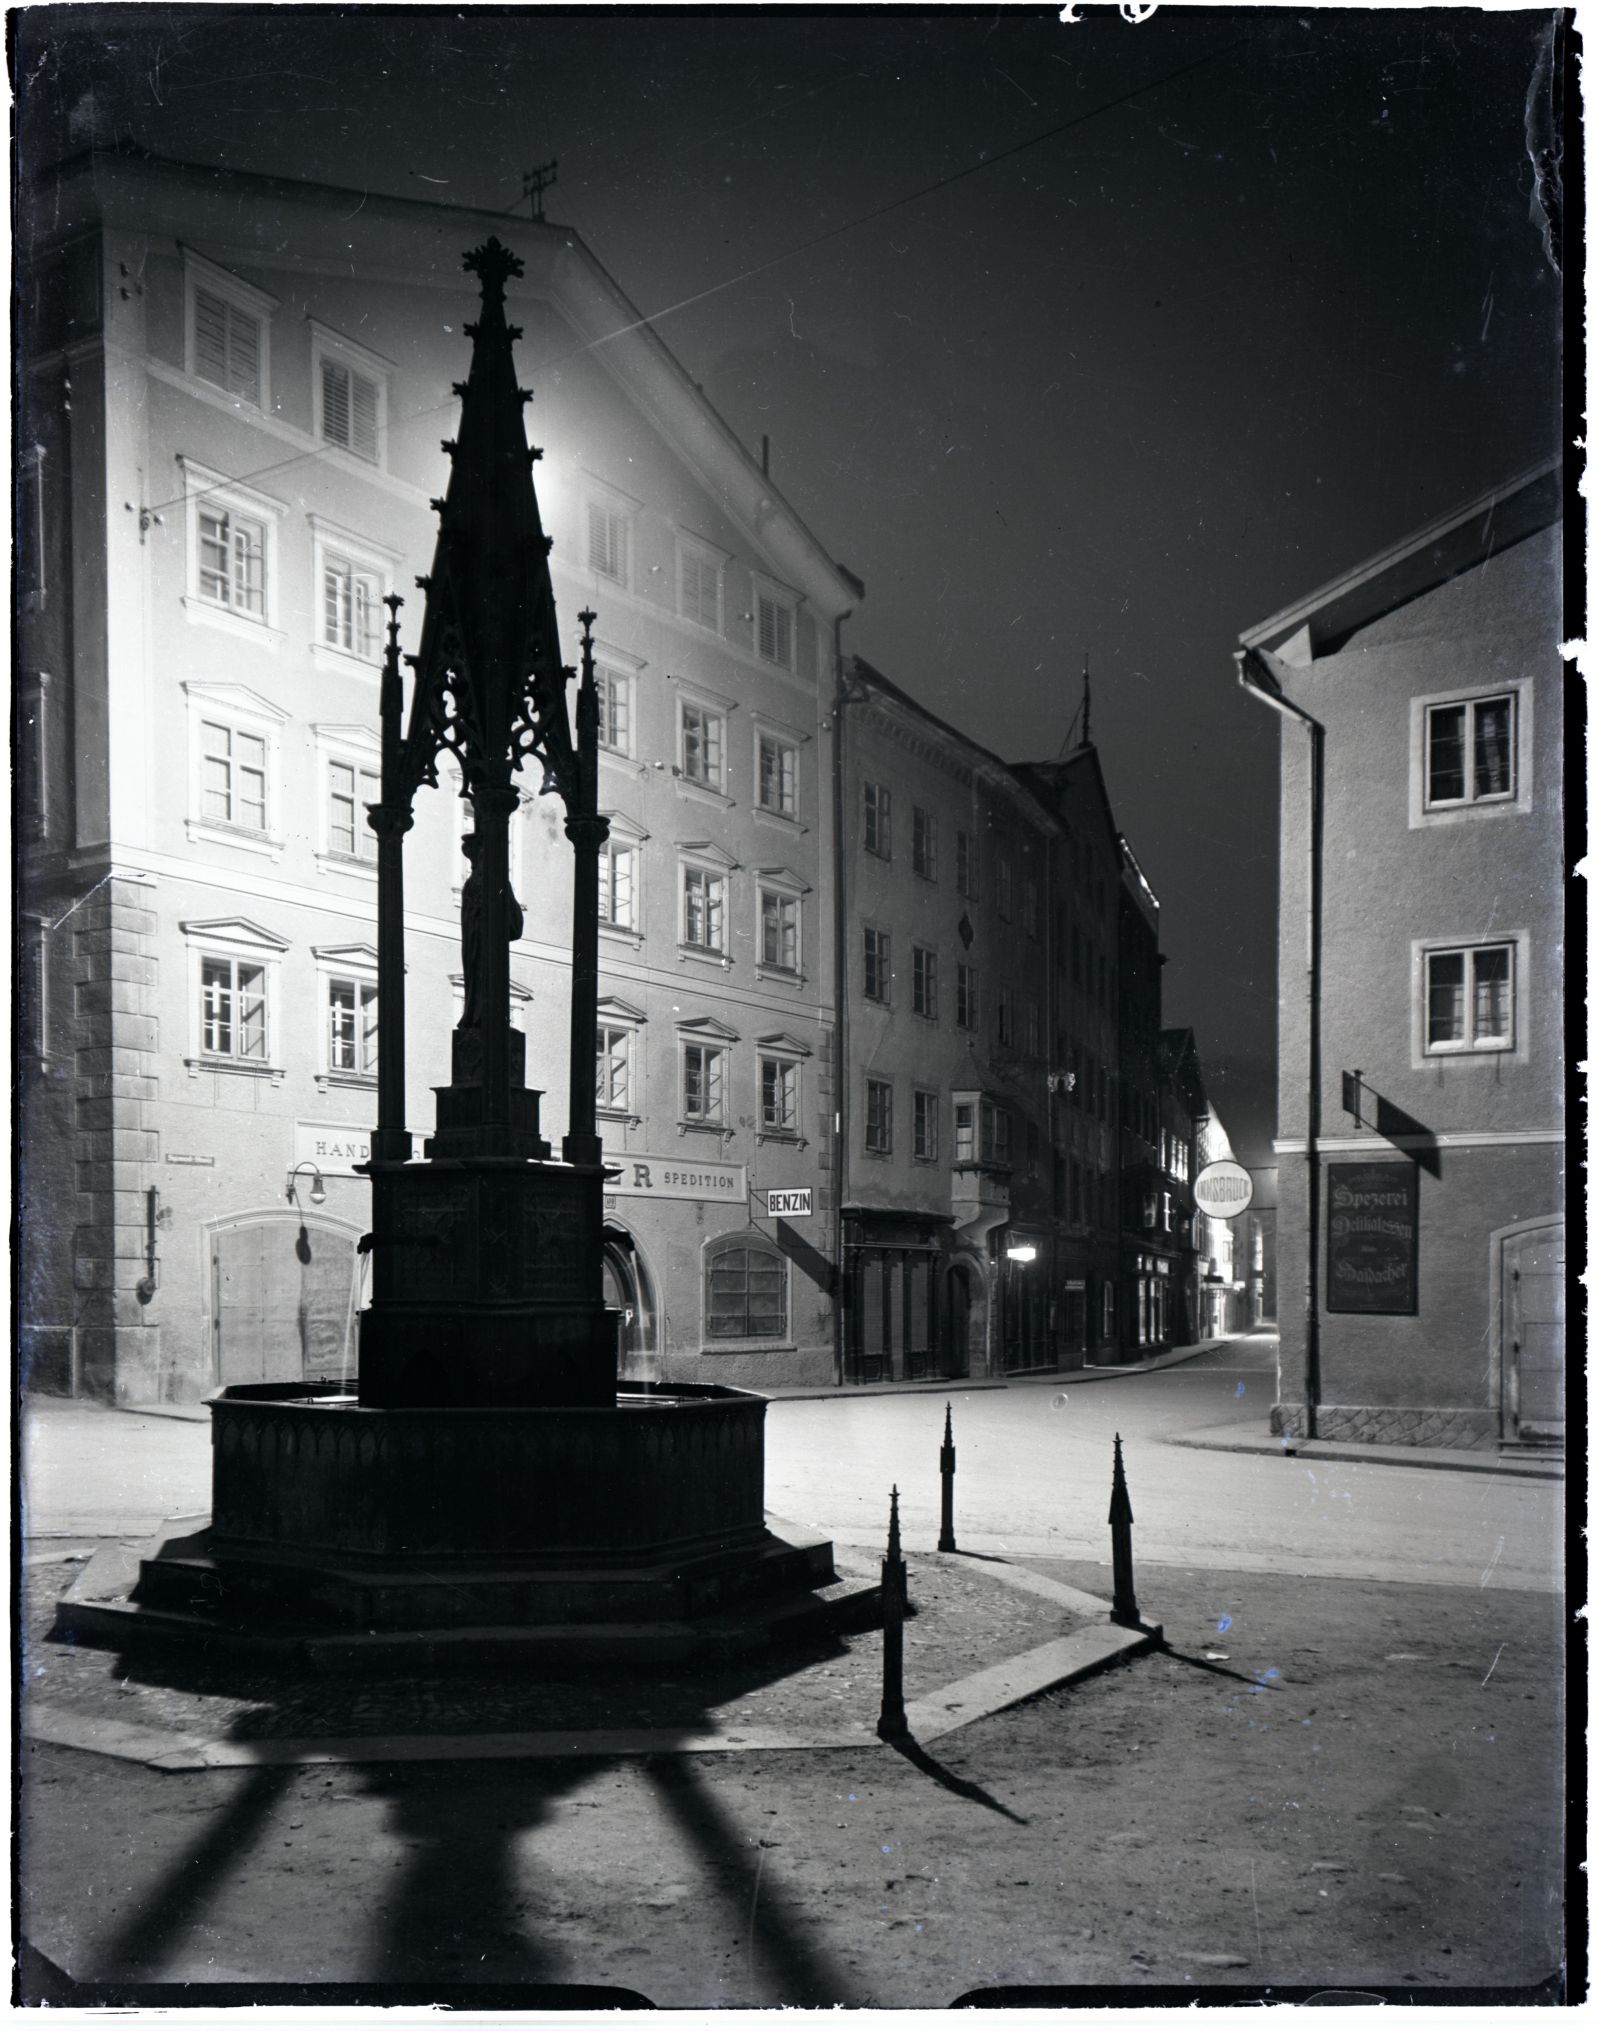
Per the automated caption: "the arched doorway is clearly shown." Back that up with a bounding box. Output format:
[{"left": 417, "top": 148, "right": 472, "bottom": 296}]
[
  {"left": 1497, "top": 1217, "right": 1564, "bottom": 1445},
  {"left": 209, "top": 1211, "right": 363, "bottom": 1387},
  {"left": 603, "top": 1233, "right": 659, "bottom": 1382}
]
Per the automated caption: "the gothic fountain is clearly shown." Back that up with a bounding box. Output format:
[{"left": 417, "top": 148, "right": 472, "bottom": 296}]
[{"left": 56, "top": 240, "right": 871, "bottom": 1668}]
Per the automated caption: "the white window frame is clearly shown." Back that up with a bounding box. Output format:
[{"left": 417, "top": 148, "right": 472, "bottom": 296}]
[
  {"left": 755, "top": 866, "right": 808, "bottom": 982},
  {"left": 679, "top": 842, "right": 738, "bottom": 964},
  {"left": 1413, "top": 933, "right": 1525, "bottom": 1062},
  {"left": 178, "top": 456, "right": 286, "bottom": 645},
  {"left": 674, "top": 682, "right": 737, "bottom": 805},
  {"left": 753, "top": 577, "right": 799, "bottom": 672},
  {"left": 1409, "top": 678, "right": 1533, "bottom": 828},
  {"left": 313, "top": 943, "right": 380, "bottom": 1088},
  {"left": 598, "top": 812, "right": 648, "bottom": 945},
  {"left": 864, "top": 1076, "right": 894, "bottom": 1156},
  {"left": 310, "top": 321, "right": 391, "bottom": 469},
  {"left": 595, "top": 997, "right": 647, "bottom": 1124},
  {"left": 595, "top": 659, "right": 637, "bottom": 761},
  {"left": 912, "top": 1087, "right": 939, "bottom": 1164},
  {"left": 679, "top": 1017, "right": 738, "bottom": 1134},
  {"left": 912, "top": 805, "right": 938, "bottom": 881},
  {"left": 312, "top": 724, "right": 383, "bottom": 878},
  {"left": 751, "top": 713, "right": 807, "bottom": 826},
  {"left": 863, "top": 780, "right": 892, "bottom": 859},
  {"left": 677, "top": 534, "right": 727, "bottom": 634},
  {"left": 308, "top": 517, "right": 398, "bottom": 673},
  {"left": 181, "top": 916, "right": 288, "bottom": 1081},
  {"left": 756, "top": 1030, "right": 811, "bottom": 1144},
  {"left": 184, "top": 249, "right": 276, "bottom": 412},
  {"left": 912, "top": 943, "right": 939, "bottom": 1022},
  {"left": 183, "top": 680, "right": 287, "bottom": 861}
]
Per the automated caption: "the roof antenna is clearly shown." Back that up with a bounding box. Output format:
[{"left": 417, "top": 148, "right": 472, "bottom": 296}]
[
  {"left": 1080, "top": 650, "right": 1092, "bottom": 749},
  {"left": 521, "top": 159, "right": 559, "bottom": 222}
]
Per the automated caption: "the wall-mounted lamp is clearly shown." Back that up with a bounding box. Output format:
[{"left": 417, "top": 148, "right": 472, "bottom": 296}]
[
  {"left": 286, "top": 1162, "right": 327, "bottom": 1208},
  {"left": 1005, "top": 1243, "right": 1038, "bottom": 1264}
]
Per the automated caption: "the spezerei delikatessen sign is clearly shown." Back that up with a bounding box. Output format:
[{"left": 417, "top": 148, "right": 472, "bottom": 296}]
[{"left": 1326, "top": 1161, "right": 1418, "bottom": 1314}]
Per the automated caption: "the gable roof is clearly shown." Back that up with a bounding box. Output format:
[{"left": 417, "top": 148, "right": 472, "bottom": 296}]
[{"left": 1240, "top": 459, "right": 1560, "bottom": 662}]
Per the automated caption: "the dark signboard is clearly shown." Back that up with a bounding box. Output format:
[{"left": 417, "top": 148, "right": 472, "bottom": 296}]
[{"left": 1326, "top": 1162, "right": 1418, "bottom": 1314}]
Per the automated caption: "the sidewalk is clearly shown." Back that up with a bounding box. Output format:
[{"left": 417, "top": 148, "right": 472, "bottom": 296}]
[{"left": 1170, "top": 1419, "right": 1564, "bottom": 1481}]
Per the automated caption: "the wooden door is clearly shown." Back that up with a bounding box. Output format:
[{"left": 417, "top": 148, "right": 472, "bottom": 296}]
[
  {"left": 212, "top": 1220, "right": 356, "bottom": 1386},
  {"left": 1505, "top": 1222, "right": 1564, "bottom": 1443}
]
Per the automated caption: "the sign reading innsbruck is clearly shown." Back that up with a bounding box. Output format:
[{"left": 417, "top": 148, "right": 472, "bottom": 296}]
[
  {"left": 603, "top": 1153, "right": 747, "bottom": 1204},
  {"left": 1193, "top": 1158, "right": 1255, "bottom": 1219},
  {"left": 1325, "top": 1161, "right": 1419, "bottom": 1316},
  {"left": 763, "top": 1188, "right": 814, "bottom": 1219}
]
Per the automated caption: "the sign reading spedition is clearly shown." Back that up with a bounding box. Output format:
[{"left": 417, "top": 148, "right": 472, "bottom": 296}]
[
  {"left": 603, "top": 1153, "right": 747, "bottom": 1204},
  {"left": 1326, "top": 1161, "right": 1418, "bottom": 1315},
  {"left": 1193, "top": 1159, "right": 1255, "bottom": 1219}
]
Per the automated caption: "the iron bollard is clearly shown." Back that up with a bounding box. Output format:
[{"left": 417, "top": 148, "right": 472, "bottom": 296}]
[
  {"left": 877, "top": 1485, "right": 909, "bottom": 1739},
  {"left": 1108, "top": 1432, "right": 1141, "bottom": 1628},
  {"left": 938, "top": 1401, "right": 957, "bottom": 1553}
]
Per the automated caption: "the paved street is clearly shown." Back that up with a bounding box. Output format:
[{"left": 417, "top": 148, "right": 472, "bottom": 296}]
[{"left": 23, "top": 1335, "right": 1563, "bottom": 1597}]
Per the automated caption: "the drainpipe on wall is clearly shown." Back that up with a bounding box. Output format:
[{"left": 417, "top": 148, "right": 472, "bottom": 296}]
[
  {"left": 1236, "top": 645, "right": 1323, "bottom": 1441},
  {"left": 829, "top": 615, "right": 856, "bottom": 1387}
]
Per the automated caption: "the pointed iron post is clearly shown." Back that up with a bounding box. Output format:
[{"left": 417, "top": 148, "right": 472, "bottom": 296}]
[
  {"left": 368, "top": 594, "right": 413, "bottom": 1165},
  {"left": 937, "top": 1401, "right": 957, "bottom": 1553},
  {"left": 562, "top": 608, "right": 609, "bottom": 1170},
  {"left": 877, "top": 1485, "right": 909, "bottom": 1740},
  {"left": 1109, "top": 1433, "right": 1140, "bottom": 1628}
]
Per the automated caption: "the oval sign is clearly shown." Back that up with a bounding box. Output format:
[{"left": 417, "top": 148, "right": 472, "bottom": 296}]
[{"left": 1194, "top": 1159, "right": 1255, "bottom": 1218}]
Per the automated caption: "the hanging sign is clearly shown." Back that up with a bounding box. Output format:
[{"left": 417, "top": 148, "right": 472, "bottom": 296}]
[
  {"left": 1326, "top": 1161, "right": 1418, "bottom": 1315},
  {"left": 1194, "top": 1159, "right": 1255, "bottom": 1218},
  {"left": 763, "top": 1188, "right": 813, "bottom": 1219}
]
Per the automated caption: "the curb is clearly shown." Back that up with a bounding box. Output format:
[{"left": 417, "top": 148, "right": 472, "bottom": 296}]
[{"left": 1168, "top": 1425, "right": 1564, "bottom": 1481}]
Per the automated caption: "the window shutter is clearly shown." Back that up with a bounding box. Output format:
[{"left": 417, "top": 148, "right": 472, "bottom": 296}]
[
  {"left": 194, "top": 289, "right": 229, "bottom": 385},
  {"left": 350, "top": 371, "right": 379, "bottom": 460},
  {"left": 227, "top": 309, "right": 261, "bottom": 402},
  {"left": 321, "top": 359, "right": 350, "bottom": 447}
]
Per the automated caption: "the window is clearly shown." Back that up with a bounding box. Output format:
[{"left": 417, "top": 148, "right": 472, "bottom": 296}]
[
  {"left": 1425, "top": 942, "right": 1515, "bottom": 1053},
  {"left": 188, "top": 268, "right": 270, "bottom": 406},
  {"left": 913, "top": 1089, "right": 939, "bottom": 1163},
  {"left": 600, "top": 838, "right": 637, "bottom": 930},
  {"left": 957, "top": 829, "right": 978, "bottom": 899},
  {"left": 706, "top": 1236, "right": 787, "bottom": 1340},
  {"left": 201, "top": 720, "right": 268, "bottom": 832},
  {"left": 1023, "top": 876, "right": 1039, "bottom": 938},
  {"left": 683, "top": 1042, "right": 726, "bottom": 1123},
  {"left": 680, "top": 703, "right": 725, "bottom": 789},
  {"left": 596, "top": 665, "right": 633, "bottom": 755},
  {"left": 321, "top": 551, "right": 382, "bottom": 658},
  {"left": 760, "top": 889, "right": 800, "bottom": 971},
  {"left": 320, "top": 358, "right": 378, "bottom": 461},
  {"left": 996, "top": 986, "right": 1014, "bottom": 1048},
  {"left": 954, "top": 1101, "right": 977, "bottom": 1164},
  {"left": 683, "top": 866, "right": 726, "bottom": 952},
  {"left": 982, "top": 1101, "right": 1012, "bottom": 1167},
  {"left": 596, "top": 1024, "right": 633, "bottom": 1113},
  {"left": 956, "top": 962, "right": 978, "bottom": 1030},
  {"left": 756, "top": 588, "right": 795, "bottom": 670},
  {"left": 587, "top": 500, "right": 628, "bottom": 585},
  {"left": 912, "top": 945, "right": 938, "bottom": 1020},
  {"left": 865, "top": 1077, "right": 893, "bottom": 1154},
  {"left": 202, "top": 955, "right": 269, "bottom": 1062},
  {"left": 757, "top": 732, "right": 798, "bottom": 817},
  {"left": 863, "top": 927, "right": 891, "bottom": 1003},
  {"left": 1426, "top": 695, "right": 1515, "bottom": 808},
  {"left": 996, "top": 853, "right": 1013, "bottom": 920},
  {"left": 680, "top": 546, "right": 722, "bottom": 632},
  {"left": 761, "top": 1056, "right": 799, "bottom": 1133},
  {"left": 327, "top": 976, "right": 378, "bottom": 1077},
  {"left": 913, "top": 806, "right": 938, "bottom": 880},
  {"left": 327, "top": 757, "right": 379, "bottom": 861},
  {"left": 198, "top": 503, "right": 266, "bottom": 616},
  {"left": 863, "top": 781, "right": 891, "bottom": 858},
  {"left": 1025, "top": 997, "right": 1041, "bottom": 1059},
  {"left": 180, "top": 460, "right": 284, "bottom": 638}
]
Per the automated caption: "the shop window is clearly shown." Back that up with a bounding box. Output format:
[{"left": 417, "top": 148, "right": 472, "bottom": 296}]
[{"left": 706, "top": 1235, "right": 788, "bottom": 1340}]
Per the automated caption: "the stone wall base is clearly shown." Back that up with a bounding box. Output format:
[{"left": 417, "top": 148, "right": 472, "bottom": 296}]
[{"left": 1271, "top": 1401, "right": 1499, "bottom": 1451}]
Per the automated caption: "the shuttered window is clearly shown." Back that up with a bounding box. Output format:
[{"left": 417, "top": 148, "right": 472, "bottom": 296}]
[
  {"left": 320, "top": 359, "right": 380, "bottom": 461},
  {"left": 680, "top": 551, "right": 721, "bottom": 629},
  {"left": 757, "top": 593, "right": 794, "bottom": 669},
  {"left": 194, "top": 287, "right": 262, "bottom": 404},
  {"left": 588, "top": 502, "right": 627, "bottom": 583}
]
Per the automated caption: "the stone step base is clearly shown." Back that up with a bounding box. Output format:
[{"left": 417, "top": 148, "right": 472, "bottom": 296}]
[{"left": 52, "top": 1521, "right": 878, "bottom": 1671}]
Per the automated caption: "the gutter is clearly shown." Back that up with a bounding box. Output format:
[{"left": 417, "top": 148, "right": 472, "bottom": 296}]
[
  {"left": 1235, "top": 645, "right": 1323, "bottom": 1441},
  {"left": 828, "top": 619, "right": 861, "bottom": 1387}
]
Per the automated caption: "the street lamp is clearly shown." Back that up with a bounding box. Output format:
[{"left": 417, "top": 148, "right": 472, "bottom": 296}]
[
  {"left": 1005, "top": 1243, "right": 1038, "bottom": 1263},
  {"left": 286, "top": 1162, "right": 327, "bottom": 1209}
]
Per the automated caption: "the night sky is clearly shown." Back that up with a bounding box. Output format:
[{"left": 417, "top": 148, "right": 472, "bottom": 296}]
[{"left": 17, "top": 4, "right": 1564, "bottom": 1158}]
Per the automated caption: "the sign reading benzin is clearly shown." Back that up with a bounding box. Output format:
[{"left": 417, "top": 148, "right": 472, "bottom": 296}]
[
  {"left": 762, "top": 1188, "right": 814, "bottom": 1219},
  {"left": 1193, "top": 1159, "right": 1255, "bottom": 1219}
]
